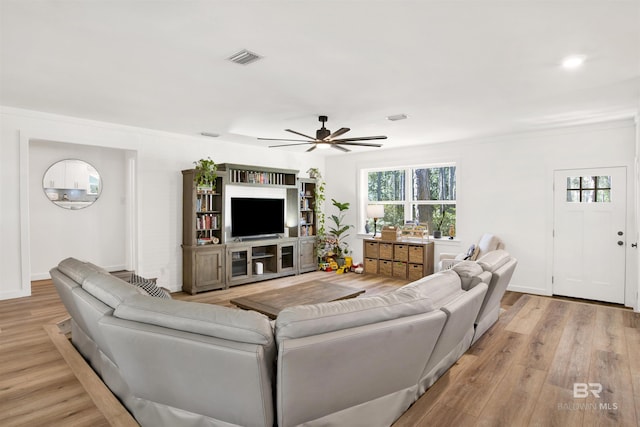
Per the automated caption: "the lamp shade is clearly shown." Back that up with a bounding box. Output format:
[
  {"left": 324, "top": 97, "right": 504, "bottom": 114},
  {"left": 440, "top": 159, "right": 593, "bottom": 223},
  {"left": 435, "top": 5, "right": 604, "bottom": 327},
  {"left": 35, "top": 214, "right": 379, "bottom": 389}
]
[{"left": 366, "top": 204, "right": 384, "bottom": 218}]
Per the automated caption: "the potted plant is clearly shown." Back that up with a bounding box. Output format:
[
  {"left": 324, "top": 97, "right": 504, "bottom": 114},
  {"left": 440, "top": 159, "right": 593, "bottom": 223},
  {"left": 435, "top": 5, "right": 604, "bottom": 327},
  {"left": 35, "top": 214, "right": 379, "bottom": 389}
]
[
  {"left": 325, "top": 198, "right": 353, "bottom": 265},
  {"left": 193, "top": 157, "right": 218, "bottom": 191},
  {"left": 432, "top": 206, "right": 447, "bottom": 238}
]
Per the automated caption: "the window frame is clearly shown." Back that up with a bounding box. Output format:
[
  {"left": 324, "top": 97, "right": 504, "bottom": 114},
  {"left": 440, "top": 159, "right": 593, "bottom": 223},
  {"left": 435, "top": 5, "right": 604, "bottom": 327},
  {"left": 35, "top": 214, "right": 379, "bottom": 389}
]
[{"left": 359, "top": 163, "right": 457, "bottom": 236}]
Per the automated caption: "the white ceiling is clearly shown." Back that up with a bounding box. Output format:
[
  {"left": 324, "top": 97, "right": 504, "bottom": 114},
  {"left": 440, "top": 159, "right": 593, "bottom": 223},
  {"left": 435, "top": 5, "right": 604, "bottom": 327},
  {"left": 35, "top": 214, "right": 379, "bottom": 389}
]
[{"left": 1, "top": 1, "right": 639, "bottom": 152}]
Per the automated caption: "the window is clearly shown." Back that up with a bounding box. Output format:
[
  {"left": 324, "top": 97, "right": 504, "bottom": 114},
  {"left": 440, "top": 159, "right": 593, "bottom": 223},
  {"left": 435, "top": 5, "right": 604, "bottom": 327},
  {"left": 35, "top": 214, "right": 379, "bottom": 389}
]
[
  {"left": 364, "top": 165, "right": 456, "bottom": 236},
  {"left": 566, "top": 176, "right": 611, "bottom": 203}
]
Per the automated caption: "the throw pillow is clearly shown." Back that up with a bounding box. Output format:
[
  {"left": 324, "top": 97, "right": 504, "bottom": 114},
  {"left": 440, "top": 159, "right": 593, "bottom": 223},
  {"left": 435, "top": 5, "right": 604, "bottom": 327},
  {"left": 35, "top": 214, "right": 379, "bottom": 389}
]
[
  {"left": 129, "top": 273, "right": 171, "bottom": 299},
  {"left": 463, "top": 244, "right": 476, "bottom": 260}
]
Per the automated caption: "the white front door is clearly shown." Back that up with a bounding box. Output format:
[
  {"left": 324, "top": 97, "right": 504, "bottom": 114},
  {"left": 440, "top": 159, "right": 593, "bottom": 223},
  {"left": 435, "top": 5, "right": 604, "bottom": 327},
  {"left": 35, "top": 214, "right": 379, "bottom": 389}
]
[{"left": 553, "top": 167, "right": 627, "bottom": 304}]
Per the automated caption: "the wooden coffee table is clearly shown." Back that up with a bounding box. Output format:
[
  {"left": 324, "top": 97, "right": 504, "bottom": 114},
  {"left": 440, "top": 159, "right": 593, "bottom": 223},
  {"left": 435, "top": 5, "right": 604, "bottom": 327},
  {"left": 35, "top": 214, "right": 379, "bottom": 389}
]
[{"left": 230, "top": 280, "right": 366, "bottom": 319}]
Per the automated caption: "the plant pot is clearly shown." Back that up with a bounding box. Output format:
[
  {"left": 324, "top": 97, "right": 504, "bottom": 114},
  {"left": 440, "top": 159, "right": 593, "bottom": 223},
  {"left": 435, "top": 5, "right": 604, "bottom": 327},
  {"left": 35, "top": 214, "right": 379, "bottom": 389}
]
[{"left": 433, "top": 230, "right": 442, "bottom": 239}]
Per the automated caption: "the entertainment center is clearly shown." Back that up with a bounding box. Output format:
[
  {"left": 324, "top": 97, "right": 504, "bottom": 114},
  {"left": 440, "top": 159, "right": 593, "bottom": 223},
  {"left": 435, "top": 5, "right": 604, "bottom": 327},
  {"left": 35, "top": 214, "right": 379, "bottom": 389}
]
[{"left": 182, "top": 164, "right": 318, "bottom": 294}]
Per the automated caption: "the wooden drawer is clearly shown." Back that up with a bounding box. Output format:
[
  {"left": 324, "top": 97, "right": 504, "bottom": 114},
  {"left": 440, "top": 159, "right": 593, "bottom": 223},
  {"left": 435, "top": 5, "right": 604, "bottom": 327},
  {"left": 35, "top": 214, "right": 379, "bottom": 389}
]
[
  {"left": 408, "top": 263, "right": 424, "bottom": 281},
  {"left": 379, "top": 243, "right": 393, "bottom": 260},
  {"left": 394, "top": 244, "right": 408, "bottom": 262},
  {"left": 393, "top": 262, "right": 407, "bottom": 279},
  {"left": 408, "top": 245, "right": 424, "bottom": 264},
  {"left": 364, "top": 258, "right": 378, "bottom": 274},
  {"left": 364, "top": 241, "right": 379, "bottom": 258},
  {"left": 379, "top": 260, "right": 393, "bottom": 276}
]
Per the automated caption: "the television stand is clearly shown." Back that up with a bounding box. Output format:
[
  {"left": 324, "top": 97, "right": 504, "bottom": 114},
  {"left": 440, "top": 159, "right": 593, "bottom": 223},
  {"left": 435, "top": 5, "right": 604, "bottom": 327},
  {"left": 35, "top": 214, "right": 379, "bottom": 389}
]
[{"left": 226, "top": 237, "right": 298, "bottom": 287}]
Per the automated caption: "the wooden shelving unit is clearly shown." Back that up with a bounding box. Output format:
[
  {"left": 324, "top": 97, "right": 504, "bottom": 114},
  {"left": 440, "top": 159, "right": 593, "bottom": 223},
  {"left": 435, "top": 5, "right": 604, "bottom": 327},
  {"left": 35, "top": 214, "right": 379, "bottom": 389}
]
[
  {"left": 363, "top": 238, "right": 434, "bottom": 280},
  {"left": 182, "top": 170, "right": 225, "bottom": 294},
  {"left": 182, "top": 164, "right": 319, "bottom": 293}
]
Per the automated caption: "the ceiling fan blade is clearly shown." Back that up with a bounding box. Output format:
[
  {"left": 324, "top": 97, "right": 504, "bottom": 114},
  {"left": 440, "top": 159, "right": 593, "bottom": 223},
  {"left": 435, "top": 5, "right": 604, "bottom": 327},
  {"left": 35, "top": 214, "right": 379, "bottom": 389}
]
[
  {"left": 332, "top": 135, "right": 387, "bottom": 142},
  {"left": 334, "top": 141, "right": 383, "bottom": 147},
  {"left": 285, "top": 129, "right": 318, "bottom": 140},
  {"left": 306, "top": 145, "right": 317, "bottom": 152},
  {"left": 268, "top": 142, "right": 315, "bottom": 148},
  {"left": 326, "top": 127, "right": 350, "bottom": 140},
  {"left": 258, "top": 137, "right": 311, "bottom": 142},
  {"left": 331, "top": 144, "right": 350, "bottom": 152}
]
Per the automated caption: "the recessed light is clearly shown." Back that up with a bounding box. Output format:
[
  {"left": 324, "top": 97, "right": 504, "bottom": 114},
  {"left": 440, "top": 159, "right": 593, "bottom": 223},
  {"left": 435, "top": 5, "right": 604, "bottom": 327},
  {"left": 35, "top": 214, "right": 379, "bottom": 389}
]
[
  {"left": 561, "top": 55, "right": 586, "bottom": 70},
  {"left": 386, "top": 114, "right": 408, "bottom": 121},
  {"left": 200, "top": 132, "right": 220, "bottom": 138}
]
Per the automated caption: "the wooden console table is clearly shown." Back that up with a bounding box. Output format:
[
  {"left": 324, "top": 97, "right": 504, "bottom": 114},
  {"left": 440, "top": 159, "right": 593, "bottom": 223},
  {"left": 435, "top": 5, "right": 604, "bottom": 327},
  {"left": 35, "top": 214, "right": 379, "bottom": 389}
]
[{"left": 363, "top": 238, "right": 434, "bottom": 280}]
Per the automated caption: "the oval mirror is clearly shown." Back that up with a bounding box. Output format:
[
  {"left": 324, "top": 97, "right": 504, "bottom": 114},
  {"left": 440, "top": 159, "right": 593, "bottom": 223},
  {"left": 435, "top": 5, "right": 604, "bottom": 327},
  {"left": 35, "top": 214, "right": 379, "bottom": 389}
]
[{"left": 42, "top": 159, "right": 102, "bottom": 210}]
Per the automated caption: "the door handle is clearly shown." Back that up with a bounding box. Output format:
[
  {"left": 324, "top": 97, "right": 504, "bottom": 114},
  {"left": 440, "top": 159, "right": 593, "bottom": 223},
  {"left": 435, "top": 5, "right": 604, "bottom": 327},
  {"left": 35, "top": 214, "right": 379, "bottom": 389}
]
[{"left": 617, "top": 241, "right": 624, "bottom": 246}]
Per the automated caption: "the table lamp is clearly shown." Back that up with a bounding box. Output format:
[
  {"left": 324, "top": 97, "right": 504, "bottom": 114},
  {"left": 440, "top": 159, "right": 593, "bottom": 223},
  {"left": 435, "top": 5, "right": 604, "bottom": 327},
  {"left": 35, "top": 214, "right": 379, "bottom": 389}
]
[{"left": 366, "top": 204, "right": 385, "bottom": 237}]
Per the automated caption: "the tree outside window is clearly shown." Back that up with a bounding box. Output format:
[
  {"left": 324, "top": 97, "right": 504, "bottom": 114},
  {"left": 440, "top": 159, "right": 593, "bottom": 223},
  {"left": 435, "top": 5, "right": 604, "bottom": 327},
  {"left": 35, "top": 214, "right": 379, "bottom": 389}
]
[{"left": 365, "top": 165, "right": 456, "bottom": 236}]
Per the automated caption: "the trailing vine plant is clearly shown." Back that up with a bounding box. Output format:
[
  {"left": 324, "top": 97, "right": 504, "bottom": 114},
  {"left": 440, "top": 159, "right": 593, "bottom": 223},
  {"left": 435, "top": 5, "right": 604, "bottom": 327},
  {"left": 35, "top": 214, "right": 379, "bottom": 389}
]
[{"left": 307, "top": 168, "right": 326, "bottom": 261}]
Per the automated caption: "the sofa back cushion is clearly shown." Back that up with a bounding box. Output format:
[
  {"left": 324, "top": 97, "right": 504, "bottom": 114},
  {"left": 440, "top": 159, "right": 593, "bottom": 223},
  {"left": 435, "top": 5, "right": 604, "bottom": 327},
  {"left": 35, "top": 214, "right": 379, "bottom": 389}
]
[
  {"left": 451, "top": 261, "right": 489, "bottom": 290},
  {"left": 58, "top": 257, "right": 107, "bottom": 284},
  {"left": 115, "top": 294, "right": 274, "bottom": 346},
  {"left": 477, "top": 249, "right": 511, "bottom": 273},
  {"left": 477, "top": 234, "right": 504, "bottom": 259},
  {"left": 403, "top": 269, "right": 463, "bottom": 307},
  {"left": 81, "top": 271, "right": 141, "bottom": 309},
  {"left": 275, "top": 287, "right": 434, "bottom": 345}
]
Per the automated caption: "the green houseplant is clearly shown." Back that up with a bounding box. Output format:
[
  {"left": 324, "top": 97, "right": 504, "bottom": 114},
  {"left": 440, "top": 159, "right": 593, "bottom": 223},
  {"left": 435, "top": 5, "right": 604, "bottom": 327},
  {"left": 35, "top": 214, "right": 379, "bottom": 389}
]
[
  {"left": 194, "top": 157, "right": 218, "bottom": 191},
  {"left": 324, "top": 198, "right": 353, "bottom": 264}
]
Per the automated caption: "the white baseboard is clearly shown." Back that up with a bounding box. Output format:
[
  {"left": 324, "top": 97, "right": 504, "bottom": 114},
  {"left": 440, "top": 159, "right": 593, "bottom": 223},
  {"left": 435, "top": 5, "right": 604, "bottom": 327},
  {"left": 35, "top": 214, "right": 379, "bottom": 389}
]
[{"left": 507, "top": 284, "right": 551, "bottom": 296}]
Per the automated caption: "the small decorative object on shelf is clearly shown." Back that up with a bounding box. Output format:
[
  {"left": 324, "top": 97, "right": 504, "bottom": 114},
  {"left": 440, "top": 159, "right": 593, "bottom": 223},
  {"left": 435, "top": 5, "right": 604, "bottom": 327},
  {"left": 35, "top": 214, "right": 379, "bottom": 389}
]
[
  {"left": 193, "top": 157, "right": 218, "bottom": 191},
  {"left": 381, "top": 226, "right": 401, "bottom": 241}
]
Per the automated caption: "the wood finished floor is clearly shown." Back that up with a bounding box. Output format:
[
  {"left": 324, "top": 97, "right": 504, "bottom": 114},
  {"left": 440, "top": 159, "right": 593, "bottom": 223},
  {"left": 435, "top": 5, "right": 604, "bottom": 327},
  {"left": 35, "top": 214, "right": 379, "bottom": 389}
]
[{"left": 1, "top": 272, "right": 638, "bottom": 426}]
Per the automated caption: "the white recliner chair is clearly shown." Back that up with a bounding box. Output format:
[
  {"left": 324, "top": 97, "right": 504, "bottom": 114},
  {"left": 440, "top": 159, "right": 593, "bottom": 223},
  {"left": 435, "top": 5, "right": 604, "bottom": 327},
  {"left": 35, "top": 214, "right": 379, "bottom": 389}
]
[{"left": 437, "top": 233, "right": 505, "bottom": 272}]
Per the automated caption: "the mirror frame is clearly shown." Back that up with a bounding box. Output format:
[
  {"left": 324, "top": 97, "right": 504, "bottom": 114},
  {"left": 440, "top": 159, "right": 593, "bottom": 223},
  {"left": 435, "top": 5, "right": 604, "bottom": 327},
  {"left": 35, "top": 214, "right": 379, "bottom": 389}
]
[{"left": 42, "top": 159, "right": 103, "bottom": 210}]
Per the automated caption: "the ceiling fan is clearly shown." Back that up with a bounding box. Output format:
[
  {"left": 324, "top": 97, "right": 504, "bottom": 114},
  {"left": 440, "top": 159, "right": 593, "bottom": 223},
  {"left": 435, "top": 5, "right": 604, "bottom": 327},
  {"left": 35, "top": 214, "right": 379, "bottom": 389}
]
[{"left": 258, "top": 115, "right": 386, "bottom": 152}]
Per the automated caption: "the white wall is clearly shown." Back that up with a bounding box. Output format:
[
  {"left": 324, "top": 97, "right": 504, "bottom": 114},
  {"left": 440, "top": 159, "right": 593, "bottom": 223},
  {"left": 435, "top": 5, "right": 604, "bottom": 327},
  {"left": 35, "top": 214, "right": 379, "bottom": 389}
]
[
  {"left": 29, "top": 140, "right": 128, "bottom": 278},
  {"left": 1, "top": 107, "right": 321, "bottom": 299},
  {"left": 325, "top": 119, "right": 638, "bottom": 307}
]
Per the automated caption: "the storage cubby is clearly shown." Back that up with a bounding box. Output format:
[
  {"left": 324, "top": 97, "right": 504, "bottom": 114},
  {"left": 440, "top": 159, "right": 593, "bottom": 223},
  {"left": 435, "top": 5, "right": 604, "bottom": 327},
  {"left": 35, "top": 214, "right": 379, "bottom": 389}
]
[{"left": 363, "top": 238, "right": 434, "bottom": 280}]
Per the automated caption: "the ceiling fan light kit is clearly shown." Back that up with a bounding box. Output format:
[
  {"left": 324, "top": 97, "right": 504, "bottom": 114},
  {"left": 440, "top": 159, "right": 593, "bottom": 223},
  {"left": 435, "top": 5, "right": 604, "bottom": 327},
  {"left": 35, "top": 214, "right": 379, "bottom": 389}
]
[{"left": 258, "top": 115, "right": 386, "bottom": 152}]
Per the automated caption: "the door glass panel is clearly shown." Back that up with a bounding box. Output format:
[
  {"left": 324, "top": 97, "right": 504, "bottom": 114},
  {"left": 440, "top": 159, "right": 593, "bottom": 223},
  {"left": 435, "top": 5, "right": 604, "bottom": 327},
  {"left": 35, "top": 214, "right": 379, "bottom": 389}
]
[
  {"left": 581, "top": 176, "right": 595, "bottom": 189},
  {"left": 566, "top": 176, "right": 611, "bottom": 203},
  {"left": 597, "top": 176, "right": 611, "bottom": 188},
  {"left": 567, "top": 177, "right": 581, "bottom": 189},
  {"left": 582, "top": 190, "right": 595, "bottom": 203},
  {"left": 597, "top": 189, "right": 611, "bottom": 202},
  {"left": 567, "top": 190, "right": 580, "bottom": 202}
]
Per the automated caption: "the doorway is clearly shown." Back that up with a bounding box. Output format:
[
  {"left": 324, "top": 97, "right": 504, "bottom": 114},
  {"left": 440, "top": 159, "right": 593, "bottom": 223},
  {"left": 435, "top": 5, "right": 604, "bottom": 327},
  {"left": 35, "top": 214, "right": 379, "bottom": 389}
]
[{"left": 552, "top": 167, "right": 627, "bottom": 304}]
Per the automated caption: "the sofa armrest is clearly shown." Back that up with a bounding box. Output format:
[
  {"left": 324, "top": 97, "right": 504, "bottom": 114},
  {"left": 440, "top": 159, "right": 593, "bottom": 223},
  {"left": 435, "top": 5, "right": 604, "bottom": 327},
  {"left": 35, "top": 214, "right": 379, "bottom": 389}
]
[{"left": 439, "top": 252, "right": 459, "bottom": 261}]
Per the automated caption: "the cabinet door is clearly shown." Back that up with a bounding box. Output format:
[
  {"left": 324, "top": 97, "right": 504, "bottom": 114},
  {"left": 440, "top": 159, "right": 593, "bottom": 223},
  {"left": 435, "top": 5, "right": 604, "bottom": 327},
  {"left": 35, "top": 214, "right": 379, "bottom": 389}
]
[
  {"left": 228, "top": 247, "right": 251, "bottom": 285},
  {"left": 279, "top": 243, "right": 297, "bottom": 273},
  {"left": 195, "top": 247, "right": 224, "bottom": 288},
  {"left": 298, "top": 238, "right": 316, "bottom": 273}
]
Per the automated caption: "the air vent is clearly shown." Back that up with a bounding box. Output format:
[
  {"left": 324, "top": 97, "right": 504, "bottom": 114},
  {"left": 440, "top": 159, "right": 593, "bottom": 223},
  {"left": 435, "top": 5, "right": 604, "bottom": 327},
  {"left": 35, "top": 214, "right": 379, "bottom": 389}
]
[
  {"left": 386, "top": 114, "right": 408, "bottom": 121},
  {"left": 200, "top": 132, "right": 220, "bottom": 138},
  {"left": 227, "top": 49, "right": 262, "bottom": 65}
]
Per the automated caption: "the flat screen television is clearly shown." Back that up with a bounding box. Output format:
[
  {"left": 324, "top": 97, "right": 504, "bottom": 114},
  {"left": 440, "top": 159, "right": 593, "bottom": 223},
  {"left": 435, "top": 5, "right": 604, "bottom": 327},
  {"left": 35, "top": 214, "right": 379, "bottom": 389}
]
[{"left": 231, "top": 197, "right": 285, "bottom": 238}]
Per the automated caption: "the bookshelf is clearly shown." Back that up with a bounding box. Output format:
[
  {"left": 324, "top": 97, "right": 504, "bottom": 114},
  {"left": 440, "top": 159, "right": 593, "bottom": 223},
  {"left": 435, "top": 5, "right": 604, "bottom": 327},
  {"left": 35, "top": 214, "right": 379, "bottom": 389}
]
[{"left": 182, "top": 170, "right": 225, "bottom": 294}]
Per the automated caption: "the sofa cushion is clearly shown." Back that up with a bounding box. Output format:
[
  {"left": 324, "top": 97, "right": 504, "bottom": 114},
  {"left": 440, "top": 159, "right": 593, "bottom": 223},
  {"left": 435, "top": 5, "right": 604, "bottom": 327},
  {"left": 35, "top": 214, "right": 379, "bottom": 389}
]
[
  {"left": 58, "top": 258, "right": 106, "bottom": 284},
  {"left": 275, "top": 287, "right": 434, "bottom": 344},
  {"left": 114, "top": 294, "right": 274, "bottom": 345},
  {"left": 82, "top": 271, "right": 141, "bottom": 309},
  {"left": 403, "top": 270, "right": 463, "bottom": 307},
  {"left": 477, "top": 249, "right": 511, "bottom": 273},
  {"left": 452, "top": 261, "right": 485, "bottom": 290},
  {"left": 477, "top": 234, "right": 503, "bottom": 258}
]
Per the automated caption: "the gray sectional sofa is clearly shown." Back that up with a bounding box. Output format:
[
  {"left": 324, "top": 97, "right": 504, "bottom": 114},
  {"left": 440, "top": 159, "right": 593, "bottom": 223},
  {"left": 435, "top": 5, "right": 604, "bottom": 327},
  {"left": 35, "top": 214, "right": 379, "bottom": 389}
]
[{"left": 50, "top": 250, "right": 516, "bottom": 427}]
